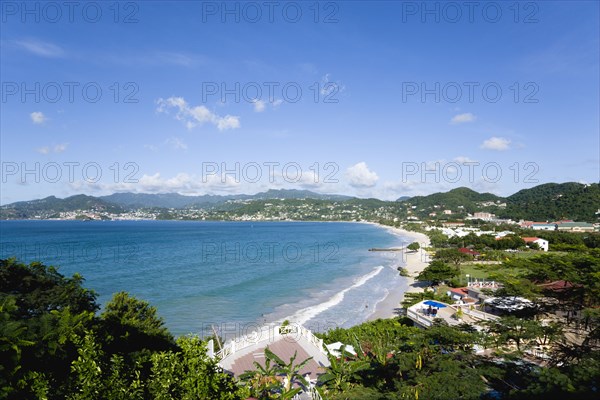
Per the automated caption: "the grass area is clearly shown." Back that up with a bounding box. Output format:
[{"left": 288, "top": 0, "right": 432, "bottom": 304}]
[
  {"left": 458, "top": 262, "right": 525, "bottom": 284},
  {"left": 508, "top": 250, "right": 552, "bottom": 259},
  {"left": 459, "top": 264, "right": 489, "bottom": 281}
]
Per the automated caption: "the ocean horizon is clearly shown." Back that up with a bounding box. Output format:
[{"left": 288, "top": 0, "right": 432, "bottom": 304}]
[{"left": 0, "top": 220, "right": 411, "bottom": 337}]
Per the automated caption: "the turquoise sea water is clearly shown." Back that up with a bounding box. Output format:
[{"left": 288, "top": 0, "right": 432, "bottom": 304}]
[{"left": 0, "top": 220, "right": 410, "bottom": 336}]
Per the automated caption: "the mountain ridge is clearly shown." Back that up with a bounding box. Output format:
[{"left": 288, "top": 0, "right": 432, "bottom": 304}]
[{"left": 2, "top": 183, "right": 599, "bottom": 222}]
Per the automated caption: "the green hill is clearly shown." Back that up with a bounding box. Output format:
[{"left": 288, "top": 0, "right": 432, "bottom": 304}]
[
  {"left": 0, "top": 195, "right": 124, "bottom": 219},
  {"left": 500, "top": 182, "right": 600, "bottom": 221},
  {"left": 401, "top": 187, "right": 503, "bottom": 215}
]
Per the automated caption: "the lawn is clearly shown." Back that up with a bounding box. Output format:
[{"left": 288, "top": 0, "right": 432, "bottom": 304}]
[{"left": 458, "top": 262, "right": 524, "bottom": 284}]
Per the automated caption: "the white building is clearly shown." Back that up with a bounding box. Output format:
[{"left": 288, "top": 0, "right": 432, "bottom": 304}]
[{"left": 523, "top": 237, "right": 549, "bottom": 251}]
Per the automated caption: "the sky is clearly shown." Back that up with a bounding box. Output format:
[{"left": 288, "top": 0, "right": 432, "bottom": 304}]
[{"left": 1, "top": 0, "right": 599, "bottom": 204}]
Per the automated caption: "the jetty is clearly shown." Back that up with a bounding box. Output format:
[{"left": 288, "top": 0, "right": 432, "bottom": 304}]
[{"left": 368, "top": 247, "right": 405, "bottom": 252}]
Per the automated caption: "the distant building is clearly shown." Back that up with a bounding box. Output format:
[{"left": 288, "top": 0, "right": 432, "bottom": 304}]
[
  {"left": 555, "top": 222, "right": 595, "bottom": 232},
  {"left": 447, "top": 287, "right": 469, "bottom": 301},
  {"left": 443, "top": 210, "right": 452, "bottom": 215},
  {"left": 472, "top": 212, "right": 495, "bottom": 221},
  {"left": 458, "top": 247, "right": 480, "bottom": 257},
  {"left": 531, "top": 224, "right": 557, "bottom": 231},
  {"left": 522, "top": 237, "right": 549, "bottom": 251},
  {"left": 442, "top": 221, "right": 465, "bottom": 228}
]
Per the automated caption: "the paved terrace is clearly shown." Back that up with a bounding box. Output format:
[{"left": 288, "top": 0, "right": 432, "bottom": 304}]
[
  {"left": 215, "top": 324, "right": 330, "bottom": 383},
  {"left": 407, "top": 300, "right": 499, "bottom": 329}
]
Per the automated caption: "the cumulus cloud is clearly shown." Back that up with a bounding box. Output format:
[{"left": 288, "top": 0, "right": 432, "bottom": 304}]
[
  {"left": 481, "top": 137, "right": 511, "bottom": 151},
  {"left": 30, "top": 111, "right": 46, "bottom": 124},
  {"left": 346, "top": 162, "right": 379, "bottom": 188},
  {"left": 156, "top": 97, "right": 240, "bottom": 131},
  {"left": 450, "top": 113, "right": 476, "bottom": 124},
  {"left": 70, "top": 172, "right": 241, "bottom": 195}
]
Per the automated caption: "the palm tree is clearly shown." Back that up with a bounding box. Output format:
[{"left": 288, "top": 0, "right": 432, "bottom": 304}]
[
  {"left": 264, "top": 347, "right": 313, "bottom": 396},
  {"left": 318, "top": 346, "right": 369, "bottom": 393},
  {"left": 239, "top": 351, "right": 280, "bottom": 398}
]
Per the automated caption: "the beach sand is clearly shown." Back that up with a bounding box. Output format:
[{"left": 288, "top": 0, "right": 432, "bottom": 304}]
[{"left": 368, "top": 227, "right": 431, "bottom": 320}]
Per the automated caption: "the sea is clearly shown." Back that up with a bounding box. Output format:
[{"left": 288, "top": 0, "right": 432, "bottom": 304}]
[{"left": 0, "top": 220, "right": 411, "bottom": 337}]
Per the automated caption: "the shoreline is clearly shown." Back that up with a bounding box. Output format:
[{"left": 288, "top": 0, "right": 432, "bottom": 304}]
[{"left": 367, "top": 225, "right": 431, "bottom": 321}]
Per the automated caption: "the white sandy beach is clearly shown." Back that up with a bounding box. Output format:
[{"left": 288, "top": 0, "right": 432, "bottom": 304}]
[{"left": 367, "top": 226, "right": 431, "bottom": 320}]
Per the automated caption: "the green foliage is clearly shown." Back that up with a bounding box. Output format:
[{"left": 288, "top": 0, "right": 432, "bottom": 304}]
[
  {"left": 426, "top": 230, "right": 450, "bottom": 248},
  {"left": 149, "top": 336, "right": 241, "bottom": 399},
  {"left": 402, "top": 187, "right": 502, "bottom": 215},
  {"left": 0, "top": 259, "right": 241, "bottom": 399},
  {"left": 68, "top": 331, "right": 104, "bottom": 400},
  {"left": 0, "top": 259, "right": 98, "bottom": 318},
  {"left": 0, "top": 259, "right": 99, "bottom": 398},
  {"left": 407, "top": 242, "right": 420, "bottom": 252},
  {"left": 319, "top": 346, "right": 370, "bottom": 393},
  {"left": 4, "top": 252, "right": 600, "bottom": 399},
  {"left": 238, "top": 352, "right": 280, "bottom": 398},
  {"left": 434, "top": 248, "right": 473, "bottom": 265},
  {"left": 501, "top": 182, "right": 600, "bottom": 221},
  {"left": 416, "top": 260, "right": 460, "bottom": 285},
  {"left": 101, "top": 291, "right": 175, "bottom": 354}
]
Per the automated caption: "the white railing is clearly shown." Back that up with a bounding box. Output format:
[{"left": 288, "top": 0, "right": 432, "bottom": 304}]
[
  {"left": 215, "top": 324, "right": 279, "bottom": 361},
  {"left": 291, "top": 386, "right": 322, "bottom": 400},
  {"left": 215, "top": 323, "right": 327, "bottom": 361},
  {"left": 407, "top": 307, "right": 434, "bottom": 327},
  {"left": 457, "top": 305, "right": 499, "bottom": 321},
  {"left": 279, "top": 324, "right": 327, "bottom": 355}
]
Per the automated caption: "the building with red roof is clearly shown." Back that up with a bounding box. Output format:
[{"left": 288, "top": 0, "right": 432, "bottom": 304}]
[{"left": 521, "top": 237, "right": 549, "bottom": 251}]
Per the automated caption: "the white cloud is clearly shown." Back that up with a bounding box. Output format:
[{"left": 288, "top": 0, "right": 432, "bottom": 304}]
[
  {"left": 453, "top": 156, "right": 477, "bottom": 164},
  {"left": 70, "top": 171, "right": 242, "bottom": 195},
  {"left": 30, "top": 111, "right": 46, "bottom": 124},
  {"left": 16, "top": 39, "right": 65, "bottom": 58},
  {"left": 156, "top": 97, "right": 241, "bottom": 131},
  {"left": 481, "top": 137, "right": 511, "bottom": 151},
  {"left": 320, "top": 73, "right": 346, "bottom": 96},
  {"left": 252, "top": 98, "right": 282, "bottom": 112},
  {"left": 216, "top": 115, "right": 241, "bottom": 130},
  {"left": 252, "top": 99, "right": 266, "bottom": 112},
  {"left": 53, "top": 143, "right": 67, "bottom": 153},
  {"left": 165, "top": 137, "right": 188, "bottom": 150},
  {"left": 36, "top": 143, "right": 67, "bottom": 154},
  {"left": 346, "top": 162, "right": 379, "bottom": 188},
  {"left": 450, "top": 113, "right": 476, "bottom": 124}
]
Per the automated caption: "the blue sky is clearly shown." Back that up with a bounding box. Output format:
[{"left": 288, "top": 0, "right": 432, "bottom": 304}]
[{"left": 1, "top": 1, "right": 598, "bottom": 204}]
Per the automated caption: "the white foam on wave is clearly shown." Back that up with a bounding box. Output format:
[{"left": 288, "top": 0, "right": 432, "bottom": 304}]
[
  {"left": 282, "top": 265, "right": 385, "bottom": 326},
  {"left": 370, "top": 288, "right": 390, "bottom": 315}
]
